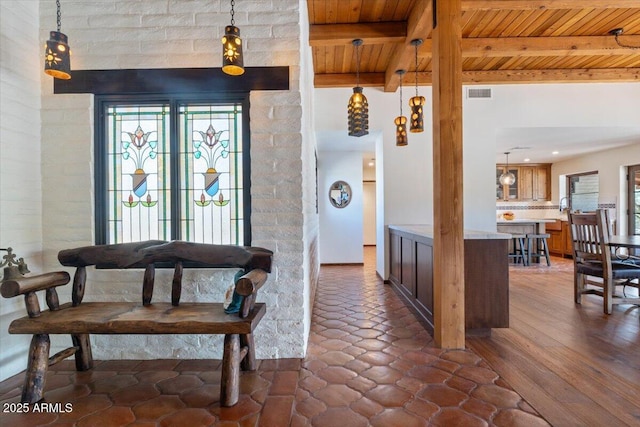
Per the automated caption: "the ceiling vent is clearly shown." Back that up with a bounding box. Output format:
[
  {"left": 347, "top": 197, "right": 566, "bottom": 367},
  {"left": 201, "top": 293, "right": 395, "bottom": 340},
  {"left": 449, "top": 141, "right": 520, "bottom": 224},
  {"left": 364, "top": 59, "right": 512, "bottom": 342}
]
[{"left": 467, "top": 88, "right": 492, "bottom": 99}]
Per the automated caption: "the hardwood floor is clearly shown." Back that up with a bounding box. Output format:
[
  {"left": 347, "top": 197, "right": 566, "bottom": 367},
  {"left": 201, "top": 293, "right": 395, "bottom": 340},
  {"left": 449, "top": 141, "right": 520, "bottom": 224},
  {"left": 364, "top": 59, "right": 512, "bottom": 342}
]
[{"left": 467, "top": 256, "right": 640, "bottom": 427}]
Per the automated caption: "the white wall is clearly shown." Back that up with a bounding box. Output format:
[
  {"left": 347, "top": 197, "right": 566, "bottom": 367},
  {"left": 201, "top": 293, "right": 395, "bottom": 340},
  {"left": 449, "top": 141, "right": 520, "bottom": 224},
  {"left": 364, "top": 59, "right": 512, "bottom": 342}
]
[
  {"left": 552, "top": 144, "right": 640, "bottom": 235},
  {"left": 3, "top": 0, "right": 319, "bottom": 378},
  {"left": 314, "top": 83, "right": 640, "bottom": 279},
  {"left": 318, "top": 151, "right": 364, "bottom": 263},
  {"left": 0, "top": 1, "right": 44, "bottom": 382}
]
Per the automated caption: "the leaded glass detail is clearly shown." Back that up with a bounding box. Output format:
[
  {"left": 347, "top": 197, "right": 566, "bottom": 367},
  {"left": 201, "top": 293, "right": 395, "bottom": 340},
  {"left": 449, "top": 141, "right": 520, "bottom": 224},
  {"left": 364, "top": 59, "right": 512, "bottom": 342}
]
[
  {"left": 180, "top": 104, "right": 243, "bottom": 244},
  {"left": 107, "top": 105, "right": 170, "bottom": 243}
]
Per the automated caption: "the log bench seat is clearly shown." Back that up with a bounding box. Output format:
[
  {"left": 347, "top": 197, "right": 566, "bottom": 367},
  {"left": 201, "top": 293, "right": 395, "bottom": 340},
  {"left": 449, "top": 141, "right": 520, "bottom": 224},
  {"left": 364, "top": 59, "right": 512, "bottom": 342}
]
[{"left": 1, "top": 240, "right": 273, "bottom": 407}]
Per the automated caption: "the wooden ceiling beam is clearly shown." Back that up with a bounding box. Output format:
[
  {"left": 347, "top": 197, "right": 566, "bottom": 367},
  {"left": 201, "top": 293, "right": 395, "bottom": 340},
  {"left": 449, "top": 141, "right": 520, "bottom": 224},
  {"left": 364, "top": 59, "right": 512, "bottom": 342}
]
[
  {"left": 461, "top": 1, "right": 640, "bottom": 11},
  {"left": 314, "top": 68, "right": 640, "bottom": 87},
  {"left": 460, "top": 35, "right": 640, "bottom": 57},
  {"left": 383, "top": 0, "right": 433, "bottom": 93},
  {"left": 309, "top": 22, "right": 407, "bottom": 46}
]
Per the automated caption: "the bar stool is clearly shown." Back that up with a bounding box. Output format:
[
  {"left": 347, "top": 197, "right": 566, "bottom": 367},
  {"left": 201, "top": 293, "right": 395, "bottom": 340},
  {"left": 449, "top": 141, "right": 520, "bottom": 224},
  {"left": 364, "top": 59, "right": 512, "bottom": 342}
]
[
  {"left": 508, "top": 234, "right": 528, "bottom": 266},
  {"left": 526, "top": 233, "right": 551, "bottom": 266}
]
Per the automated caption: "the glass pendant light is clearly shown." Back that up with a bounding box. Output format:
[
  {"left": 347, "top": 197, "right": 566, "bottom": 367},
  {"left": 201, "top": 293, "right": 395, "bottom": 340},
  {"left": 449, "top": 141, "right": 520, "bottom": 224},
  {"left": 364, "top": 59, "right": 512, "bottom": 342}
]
[
  {"left": 499, "top": 152, "right": 516, "bottom": 185},
  {"left": 395, "top": 70, "right": 408, "bottom": 146},
  {"left": 409, "top": 39, "right": 424, "bottom": 133},
  {"left": 222, "top": 0, "right": 244, "bottom": 76},
  {"left": 348, "top": 39, "right": 369, "bottom": 137},
  {"left": 44, "top": 0, "right": 71, "bottom": 80}
]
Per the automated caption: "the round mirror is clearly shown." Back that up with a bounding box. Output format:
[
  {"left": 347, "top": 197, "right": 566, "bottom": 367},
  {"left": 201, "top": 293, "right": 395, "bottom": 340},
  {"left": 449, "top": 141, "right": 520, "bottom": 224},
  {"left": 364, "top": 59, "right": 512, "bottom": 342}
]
[{"left": 329, "top": 181, "right": 352, "bottom": 208}]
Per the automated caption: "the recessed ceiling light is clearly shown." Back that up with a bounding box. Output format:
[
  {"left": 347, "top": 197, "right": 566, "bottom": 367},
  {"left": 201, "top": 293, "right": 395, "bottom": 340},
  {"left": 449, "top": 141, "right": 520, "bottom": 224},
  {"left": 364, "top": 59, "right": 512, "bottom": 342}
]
[
  {"left": 552, "top": 151, "right": 559, "bottom": 155},
  {"left": 524, "top": 158, "right": 530, "bottom": 162}
]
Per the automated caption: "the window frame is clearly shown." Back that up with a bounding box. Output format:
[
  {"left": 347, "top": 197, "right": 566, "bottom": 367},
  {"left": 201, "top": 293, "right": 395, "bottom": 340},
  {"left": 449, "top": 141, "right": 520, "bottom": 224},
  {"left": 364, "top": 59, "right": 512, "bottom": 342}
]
[{"left": 94, "top": 93, "right": 252, "bottom": 246}]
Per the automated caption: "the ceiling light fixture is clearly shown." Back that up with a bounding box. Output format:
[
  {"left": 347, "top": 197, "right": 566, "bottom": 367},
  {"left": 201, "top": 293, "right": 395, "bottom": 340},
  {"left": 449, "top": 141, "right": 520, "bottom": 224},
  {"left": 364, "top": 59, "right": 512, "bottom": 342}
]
[
  {"left": 221, "top": 0, "right": 244, "bottom": 76},
  {"left": 395, "top": 70, "right": 408, "bottom": 147},
  {"left": 348, "top": 39, "right": 369, "bottom": 137},
  {"left": 409, "top": 39, "right": 425, "bottom": 133},
  {"left": 609, "top": 28, "right": 640, "bottom": 49},
  {"left": 44, "top": 0, "right": 71, "bottom": 80},
  {"left": 499, "top": 152, "right": 516, "bottom": 186}
]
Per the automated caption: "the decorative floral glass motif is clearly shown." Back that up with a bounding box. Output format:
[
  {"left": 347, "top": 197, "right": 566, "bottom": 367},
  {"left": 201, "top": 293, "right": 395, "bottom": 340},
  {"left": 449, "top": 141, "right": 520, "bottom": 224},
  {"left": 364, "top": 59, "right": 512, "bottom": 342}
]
[
  {"left": 180, "top": 105, "right": 243, "bottom": 244},
  {"left": 105, "top": 103, "right": 243, "bottom": 245}
]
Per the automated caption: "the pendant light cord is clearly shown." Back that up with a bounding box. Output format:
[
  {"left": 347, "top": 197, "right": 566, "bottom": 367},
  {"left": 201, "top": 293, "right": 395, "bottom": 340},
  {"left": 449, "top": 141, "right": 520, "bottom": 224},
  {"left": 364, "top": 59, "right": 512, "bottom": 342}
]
[
  {"left": 56, "top": 0, "right": 61, "bottom": 32},
  {"left": 399, "top": 76, "right": 403, "bottom": 116},
  {"left": 230, "top": 0, "right": 235, "bottom": 26},
  {"left": 414, "top": 42, "right": 419, "bottom": 97},
  {"left": 355, "top": 43, "right": 361, "bottom": 87}
]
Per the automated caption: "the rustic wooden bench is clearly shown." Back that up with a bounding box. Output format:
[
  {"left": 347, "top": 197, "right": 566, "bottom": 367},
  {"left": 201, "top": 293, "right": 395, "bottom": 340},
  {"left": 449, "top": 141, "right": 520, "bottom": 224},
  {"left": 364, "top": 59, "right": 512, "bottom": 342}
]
[{"left": 0, "top": 240, "right": 272, "bottom": 407}]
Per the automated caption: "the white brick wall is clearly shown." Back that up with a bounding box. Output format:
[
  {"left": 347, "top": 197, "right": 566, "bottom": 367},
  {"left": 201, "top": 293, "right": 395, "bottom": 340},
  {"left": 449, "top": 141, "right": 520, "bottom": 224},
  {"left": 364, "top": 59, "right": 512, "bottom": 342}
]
[{"left": 0, "top": 0, "right": 45, "bottom": 381}]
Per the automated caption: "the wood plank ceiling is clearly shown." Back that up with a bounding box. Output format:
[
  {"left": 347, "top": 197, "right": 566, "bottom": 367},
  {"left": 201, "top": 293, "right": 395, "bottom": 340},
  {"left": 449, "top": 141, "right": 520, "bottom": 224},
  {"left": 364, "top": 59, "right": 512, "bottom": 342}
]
[{"left": 307, "top": 0, "right": 640, "bottom": 91}]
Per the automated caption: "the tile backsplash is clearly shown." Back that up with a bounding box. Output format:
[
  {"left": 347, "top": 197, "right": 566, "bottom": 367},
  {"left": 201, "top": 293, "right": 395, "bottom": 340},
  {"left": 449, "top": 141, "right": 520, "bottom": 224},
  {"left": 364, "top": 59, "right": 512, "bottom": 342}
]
[{"left": 496, "top": 200, "right": 617, "bottom": 221}]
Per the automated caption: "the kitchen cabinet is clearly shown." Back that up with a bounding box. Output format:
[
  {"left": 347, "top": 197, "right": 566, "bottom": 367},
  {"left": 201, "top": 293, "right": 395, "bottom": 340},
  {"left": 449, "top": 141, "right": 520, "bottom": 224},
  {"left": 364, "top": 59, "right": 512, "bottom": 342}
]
[
  {"left": 389, "top": 226, "right": 509, "bottom": 334},
  {"left": 547, "top": 220, "right": 573, "bottom": 258},
  {"left": 496, "top": 163, "right": 551, "bottom": 201}
]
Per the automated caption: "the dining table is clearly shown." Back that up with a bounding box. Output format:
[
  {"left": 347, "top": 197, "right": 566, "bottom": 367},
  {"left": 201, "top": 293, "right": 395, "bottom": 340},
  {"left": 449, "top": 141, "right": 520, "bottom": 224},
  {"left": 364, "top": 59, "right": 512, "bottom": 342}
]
[{"left": 607, "top": 235, "right": 640, "bottom": 263}]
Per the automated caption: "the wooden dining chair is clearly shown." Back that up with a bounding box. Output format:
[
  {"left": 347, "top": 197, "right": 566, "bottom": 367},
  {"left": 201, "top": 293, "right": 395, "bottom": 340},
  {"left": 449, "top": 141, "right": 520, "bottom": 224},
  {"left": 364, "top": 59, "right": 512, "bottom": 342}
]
[{"left": 568, "top": 209, "right": 640, "bottom": 314}]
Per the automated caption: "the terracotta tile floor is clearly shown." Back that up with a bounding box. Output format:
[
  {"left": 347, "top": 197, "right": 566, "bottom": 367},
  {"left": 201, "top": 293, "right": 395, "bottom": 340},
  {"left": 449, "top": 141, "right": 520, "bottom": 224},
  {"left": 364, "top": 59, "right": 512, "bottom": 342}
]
[{"left": 0, "top": 248, "right": 549, "bottom": 426}]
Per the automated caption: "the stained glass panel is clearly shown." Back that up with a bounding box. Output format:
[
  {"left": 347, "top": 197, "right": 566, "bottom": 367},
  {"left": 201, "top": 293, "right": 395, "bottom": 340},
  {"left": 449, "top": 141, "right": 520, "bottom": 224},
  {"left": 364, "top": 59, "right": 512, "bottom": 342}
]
[
  {"left": 107, "top": 105, "right": 170, "bottom": 243},
  {"left": 179, "top": 104, "right": 243, "bottom": 244}
]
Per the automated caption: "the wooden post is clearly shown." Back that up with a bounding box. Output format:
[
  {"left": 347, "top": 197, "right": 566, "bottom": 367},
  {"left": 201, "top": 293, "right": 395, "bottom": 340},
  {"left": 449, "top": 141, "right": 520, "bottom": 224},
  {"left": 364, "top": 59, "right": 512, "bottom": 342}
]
[
  {"left": 72, "top": 266, "right": 86, "bottom": 306},
  {"left": 240, "top": 333, "right": 256, "bottom": 371},
  {"left": 72, "top": 334, "right": 93, "bottom": 371},
  {"left": 142, "top": 264, "right": 155, "bottom": 306},
  {"left": 171, "top": 261, "right": 183, "bottom": 306},
  {"left": 22, "top": 334, "right": 50, "bottom": 403},
  {"left": 432, "top": 0, "right": 466, "bottom": 349},
  {"left": 221, "top": 333, "right": 241, "bottom": 407}
]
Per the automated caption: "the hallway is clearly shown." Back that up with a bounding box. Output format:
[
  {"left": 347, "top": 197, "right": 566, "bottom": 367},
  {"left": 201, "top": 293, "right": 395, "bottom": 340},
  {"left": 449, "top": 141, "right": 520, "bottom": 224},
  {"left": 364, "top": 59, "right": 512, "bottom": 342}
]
[{"left": 0, "top": 247, "right": 547, "bottom": 426}]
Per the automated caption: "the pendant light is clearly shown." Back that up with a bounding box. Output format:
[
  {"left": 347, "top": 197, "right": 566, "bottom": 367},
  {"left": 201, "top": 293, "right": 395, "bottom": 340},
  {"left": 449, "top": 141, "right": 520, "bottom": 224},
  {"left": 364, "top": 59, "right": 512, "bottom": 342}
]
[
  {"left": 221, "top": 0, "right": 244, "bottom": 76},
  {"left": 609, "top": 28, "right": 640, "bottom": 49},
  {"left": 44, "top": 0, "right": 71, "bottom": 80},
  {"left": 348, "top": 39, "right": 369, "bottom": 137},
  {"left": 394, "top": 70, "right": 408, "bottom": 147},
  {"left": 409, "top": 39, "right": 425, "bottom": 133},
  {"left": 499, "top": 152, "right": 516, "bottom": 185}
]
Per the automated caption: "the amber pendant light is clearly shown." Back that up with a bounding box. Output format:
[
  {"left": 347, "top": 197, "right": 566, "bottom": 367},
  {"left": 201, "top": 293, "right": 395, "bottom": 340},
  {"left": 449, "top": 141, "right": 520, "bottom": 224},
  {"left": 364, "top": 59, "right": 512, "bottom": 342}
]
[
  {"left": 409, "top": 39, "right": 425, "bottom": 133},
  {"left": 222, "top": 0, "right": 244, "bottom": 76},
  {"left": 348, "top": 39, "right": 369, "bottom": 137},
  {"left": 395, "top": 70, "right": 408, "bottom": 146},
  {"left": 44, "top": 0, "right": 71, "bottom": 80}
]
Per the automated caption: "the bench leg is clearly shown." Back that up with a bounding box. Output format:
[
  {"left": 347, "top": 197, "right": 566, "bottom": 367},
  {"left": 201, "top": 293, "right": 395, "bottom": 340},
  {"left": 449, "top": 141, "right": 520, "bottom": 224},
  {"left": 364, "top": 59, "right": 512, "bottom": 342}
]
[
  {"left": 221, "top": 333, "right": 240, "bottom": 407},
  {"left": 240, "top": 333, "right": 256, "bottom": 371},
  {"left": 22, "top": 334, "right": 50, "bottom": 403},
  {"left": 72, "top": 334, "right": 93, "bottom": 371}
]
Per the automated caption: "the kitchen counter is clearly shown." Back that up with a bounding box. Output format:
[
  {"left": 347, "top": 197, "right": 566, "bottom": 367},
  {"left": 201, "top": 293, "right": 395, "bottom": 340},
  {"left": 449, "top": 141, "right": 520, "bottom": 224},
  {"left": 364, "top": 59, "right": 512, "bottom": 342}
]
[
  {"left": 388, "top": 225, "right": 509, "bottom": 334},
  {"left": 496, "top": 218, "right": 557, "bottom": 224},
  {"left": 389, "top": 224, "right": 511, "bottom": 240}
]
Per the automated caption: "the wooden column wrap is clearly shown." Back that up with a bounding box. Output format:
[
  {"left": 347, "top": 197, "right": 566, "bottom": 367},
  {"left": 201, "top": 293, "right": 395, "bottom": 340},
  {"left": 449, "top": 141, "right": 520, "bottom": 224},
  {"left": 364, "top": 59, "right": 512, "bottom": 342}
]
[
  {"left": 22, "top": 334, "right": 50, "bottom": 403},
  {"left": 431, "top": 0, "right": 466, "bottom": 349},
  {"left": 171, "top": 262, "right": 183, "bottom": 306},
  {"left": 45, "top": 288, "right": 60, "bottom": 311},
  {"left": 72, "top": 266, "right": 86, "bottom": 306},
  {"left": 142, "top": 264, "right": 155, "bottom": 306},
  {"left": 25, "top": 292, "right": 41, "bottom": 318}
]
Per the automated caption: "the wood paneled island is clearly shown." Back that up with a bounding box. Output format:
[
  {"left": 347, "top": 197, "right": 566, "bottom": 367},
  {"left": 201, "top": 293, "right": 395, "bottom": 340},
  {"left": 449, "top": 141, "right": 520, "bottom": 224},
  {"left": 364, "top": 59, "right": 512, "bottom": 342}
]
[{"left": 388, "top": 225, "right": 511, "bottom": 335}]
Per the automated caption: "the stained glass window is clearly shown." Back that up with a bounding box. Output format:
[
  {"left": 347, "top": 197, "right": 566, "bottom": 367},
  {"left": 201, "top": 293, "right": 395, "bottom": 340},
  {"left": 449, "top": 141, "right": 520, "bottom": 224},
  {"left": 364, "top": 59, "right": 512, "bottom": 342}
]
[{"left": 98, "top": 98, "right": 248, "bottom": 245}]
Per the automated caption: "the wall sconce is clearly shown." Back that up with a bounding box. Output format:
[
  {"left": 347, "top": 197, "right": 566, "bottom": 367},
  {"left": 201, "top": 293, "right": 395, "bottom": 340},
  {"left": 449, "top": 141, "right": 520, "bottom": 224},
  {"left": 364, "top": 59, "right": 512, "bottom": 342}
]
[
  {"left": 348, "top": 39, "right": 369, "bottom": 137},
  {"left": 609, "top": 28, "right": 640, "bottom": 49},
  {"left": 222, "top": 0, "right": 244, "bottom": 76},
  {"left": 395, "top": 70, "right": 408, "bottom": 147},
  {"left": 44, "top": 0, "right": 71, "bottom": 80},
  {"left": 499, "top": 152, "right": 516, "bottom": 185},
  {"left": 409, "top": 39, "right": 425, "bottom": 133}
]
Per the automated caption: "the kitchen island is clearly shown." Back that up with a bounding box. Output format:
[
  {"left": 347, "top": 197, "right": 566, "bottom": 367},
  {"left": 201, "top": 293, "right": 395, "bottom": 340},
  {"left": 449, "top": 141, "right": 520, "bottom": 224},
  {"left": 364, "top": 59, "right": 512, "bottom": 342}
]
[{"left": 388, "top": 225, "right": 511, "bottom": 336}]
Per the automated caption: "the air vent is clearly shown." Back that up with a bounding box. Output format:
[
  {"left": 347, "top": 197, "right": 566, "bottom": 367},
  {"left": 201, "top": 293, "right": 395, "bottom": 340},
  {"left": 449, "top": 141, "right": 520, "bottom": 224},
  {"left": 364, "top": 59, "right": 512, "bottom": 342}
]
[{"left": 467, "top": 88, "right": 492, "bottom": 99}]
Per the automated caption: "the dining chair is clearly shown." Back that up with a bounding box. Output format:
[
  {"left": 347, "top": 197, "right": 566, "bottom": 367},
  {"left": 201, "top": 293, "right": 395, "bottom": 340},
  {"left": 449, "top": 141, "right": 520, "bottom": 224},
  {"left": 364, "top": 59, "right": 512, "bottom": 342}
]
[{"left": 568, "top": 209, "right": 640, "bottom": 314}]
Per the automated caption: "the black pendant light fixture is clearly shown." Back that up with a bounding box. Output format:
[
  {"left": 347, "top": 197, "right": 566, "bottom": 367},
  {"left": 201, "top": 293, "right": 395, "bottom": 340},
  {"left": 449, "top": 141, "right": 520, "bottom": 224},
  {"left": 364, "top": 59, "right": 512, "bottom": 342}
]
[
  {"left": 348, "top": 39, "right": 369, "bottom": 137},
  {"left": 409, "top": 39, "right": 425, "bottom": 133},
  {"left": 499, "top": 152, "right": 516, "bottom": 186},
  {"left": 394, "top": 70, "right": 408, "bottom": 147},
  {"left": 221, "top": 0, "right": 244, "bottom": 76},
  {"left": 44, "top": 0, "right": 71, "bottom": 80}
]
